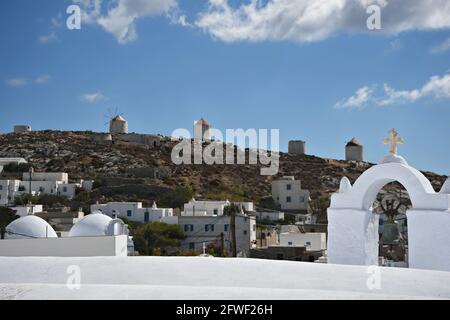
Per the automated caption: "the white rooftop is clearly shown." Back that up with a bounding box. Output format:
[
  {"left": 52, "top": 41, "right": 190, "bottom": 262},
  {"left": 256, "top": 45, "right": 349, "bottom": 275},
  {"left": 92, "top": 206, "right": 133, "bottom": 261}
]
[{"left": 0, "top": 256, "right": 449, "bottom": 300}]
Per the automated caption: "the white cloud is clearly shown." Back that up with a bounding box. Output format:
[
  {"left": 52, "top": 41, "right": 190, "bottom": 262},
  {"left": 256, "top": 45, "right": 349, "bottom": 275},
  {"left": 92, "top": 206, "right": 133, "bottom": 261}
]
[
  {"left": 80, "top": 91, "right": 108, "bottom": 103},
  {"left": 336, "top": 73, "right": 450, "bottom": 108},
  {"left": 195, "top": 0, "right": 450, "bottom": 43},
  {"left": 39, "top": 31, "right": 58, "bottom": 44},
  {"left": 76, "top": 0, "right": 178, "bottom": 44},
  {"left": 35, "top": 75, "right": 52, "bottom": 85},
  {"left": 5, "top": 78, "right": 27, "bottom": 87},
  {"left": 335, "top": 86, "right": 374, "bottom": 109},
  {"left": 39, "top": 13, "right": 63, "bottom": 45},
  {"left": 431, "top": 37, "right": 450, "bottom": 54},
  {"left": 379, "top": 74, "right": 450, "bottom": 105}
]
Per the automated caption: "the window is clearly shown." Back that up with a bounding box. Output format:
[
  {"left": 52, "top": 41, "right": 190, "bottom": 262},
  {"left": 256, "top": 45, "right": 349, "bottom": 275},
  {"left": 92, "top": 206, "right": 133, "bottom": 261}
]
[
  {"left": 213, "top": 209, "right": 219, "bottom": 216},
  {"left": 39, "top": 187, "right": 45, "bottom": 192},
  {"left": 288, "top": 241, "right": 293, "bottom": 246},
  {"left": 189, "top": 243, "right": 195, "bottom": 250},
  {"left": 0, "top": 185, "right": 3, "bottom": 190},
  {"left": 286, "top": 184, "right": 291, "bottom": 190},
  {"left": 253, "top": 224, "right": 256, "bottom": 231},
  {"left": 63, "top": 187, "right": 67, "bottom": 192},
  {"left": 205, "top": 224, "right": 214, "bottom": 232},
  {"left": 127, "top": 210, "right": 132, "bottom": 217},
  {"left": 243, "top": 230, "right": 247, "bottom": 235},
  {"left": 224, "top": 224, "right": 229, "bottom": 232},
  {"left": 286, "top": 196, "right": 291, "bottom": 203},
  {"left": 184, "top": 224, "right": 194, "bottom": 232},
  {"left": 299, "top": 196, "right": 305, "bottom": 203}
]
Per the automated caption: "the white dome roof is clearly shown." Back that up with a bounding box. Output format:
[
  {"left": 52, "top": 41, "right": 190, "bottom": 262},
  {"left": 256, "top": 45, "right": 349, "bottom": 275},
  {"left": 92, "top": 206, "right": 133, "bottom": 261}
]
[
  {"left": 68, "top": 212, "right": 113, "bottom": 237},
  {"left": 380, "top": 154, "right": 408, "bottom": 166},
  {"left": 5, "top": 215, "right": 57, "bottom": 239}
]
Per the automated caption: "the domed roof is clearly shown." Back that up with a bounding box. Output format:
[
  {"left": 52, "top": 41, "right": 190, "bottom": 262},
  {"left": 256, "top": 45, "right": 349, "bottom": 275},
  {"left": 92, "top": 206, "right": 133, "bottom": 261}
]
[
  {"left": 5, "top": 215, "right": 57, "bottom": 239},
  {"left": 380, "top": 153, "right": 408, "bottom": 166},
  {"left": 68, "top": 211, "right": 113, "bottom": 237}
]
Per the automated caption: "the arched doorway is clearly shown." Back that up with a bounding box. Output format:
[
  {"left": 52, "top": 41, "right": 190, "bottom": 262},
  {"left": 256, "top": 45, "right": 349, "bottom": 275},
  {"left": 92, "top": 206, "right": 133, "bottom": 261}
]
[{"left": 327, "top": 155, "right": 450, "bottom": 271}]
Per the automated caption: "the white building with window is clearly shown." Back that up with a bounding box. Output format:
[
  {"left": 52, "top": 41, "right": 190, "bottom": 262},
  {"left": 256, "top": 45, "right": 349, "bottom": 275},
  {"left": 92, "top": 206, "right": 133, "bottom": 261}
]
[
  {"left": 254, "top": 211, "right": 285, "bottom": 222},
  {"left": 91, "top": 202, "right": 174, "bottom": 224},
  {"left": 0, "top": 173, "right": 92, "bottom": 205},
  {"left": 0, "top": 180, "right": 20, "bottom": 205},
  {"left": 272, "top": 176, "right": 310, "bottom": 211},
  {"left": 183, "top": 199, "right": 254, "bottom": 216},
  {"left": 279, "top": 231, "right": 327, "bottom": 251},
  {"left": 10, "top": 204, "right": 44, "bottom": 217},
  {"left": 178, "top": 214, "right": 256, "bottom": 256}
]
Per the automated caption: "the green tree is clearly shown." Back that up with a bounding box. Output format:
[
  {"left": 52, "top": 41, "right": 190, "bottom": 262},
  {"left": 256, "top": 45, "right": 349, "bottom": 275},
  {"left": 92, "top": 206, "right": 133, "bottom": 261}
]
[
  {"left": 308, "top": 196, "right": 330, "bottom": 224},
  {"left": 117, "top": 216, "right": 137, "bottom": 232},
  {"left": 14, "top": 194, "right": 40, "bottom": 205},
  {"left": 133, "top": 222, "right": 186, "bottom": 256},
  {"left": 0, "top": 207, "right": 19, "bottom": 239},
  {"left": 156, "top": 186, "right": 194, "bottom": 210}
]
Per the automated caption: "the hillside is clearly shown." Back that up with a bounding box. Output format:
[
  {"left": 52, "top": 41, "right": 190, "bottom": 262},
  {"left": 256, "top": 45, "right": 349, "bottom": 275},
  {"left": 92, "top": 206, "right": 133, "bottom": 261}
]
[{"left": 0, "top": 131, "right": 447, "bottom": 207}]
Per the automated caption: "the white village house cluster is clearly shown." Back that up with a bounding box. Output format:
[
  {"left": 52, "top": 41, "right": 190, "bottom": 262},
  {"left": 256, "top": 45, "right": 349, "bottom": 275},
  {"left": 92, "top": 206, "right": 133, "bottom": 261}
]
[{"left": 1, "top": 119, "right": 450, "bottom": 276}]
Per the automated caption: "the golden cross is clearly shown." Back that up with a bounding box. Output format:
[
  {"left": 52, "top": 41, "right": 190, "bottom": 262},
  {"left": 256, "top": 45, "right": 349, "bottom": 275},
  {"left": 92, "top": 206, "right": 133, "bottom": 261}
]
[{"left": 383, "top": 129, "right": 404, "bottom": 155}]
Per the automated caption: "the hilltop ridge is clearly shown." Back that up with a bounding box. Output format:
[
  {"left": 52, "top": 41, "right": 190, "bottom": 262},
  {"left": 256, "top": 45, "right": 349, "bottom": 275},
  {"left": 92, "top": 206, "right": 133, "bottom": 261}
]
[{"left": 0, "top": 130, "right": 446, "bottom": 205}]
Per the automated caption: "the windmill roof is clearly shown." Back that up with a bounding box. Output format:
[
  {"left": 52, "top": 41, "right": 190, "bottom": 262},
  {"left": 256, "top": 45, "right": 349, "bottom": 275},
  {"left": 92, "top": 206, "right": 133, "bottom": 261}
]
[
  {"left": 196, "top": 118, "right": 209, "bottom": 126},
  {"left": 112, "top": 115, "right": 126, "bottom": 122},
  {"left": 346, "top": 138, "right": 362, "bottom": 147}
]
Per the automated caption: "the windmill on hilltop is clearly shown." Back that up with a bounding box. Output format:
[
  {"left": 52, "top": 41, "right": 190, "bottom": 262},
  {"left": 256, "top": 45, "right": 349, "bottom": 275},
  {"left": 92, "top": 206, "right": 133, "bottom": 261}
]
[{"left": 104, "top": 107, "right": 128, "bottom": 134}]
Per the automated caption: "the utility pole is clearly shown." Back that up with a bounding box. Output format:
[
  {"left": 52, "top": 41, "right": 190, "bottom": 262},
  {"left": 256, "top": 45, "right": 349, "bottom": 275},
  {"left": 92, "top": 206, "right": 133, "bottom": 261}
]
[
  {"left": 231, "top": 211, "right": 237, "bottom": 257},
  {"left": 220, "top": 232, "right": 225, "bottom": 257},
  {"left": 28, "top": 167, "right": 33, "bottom": 200}
]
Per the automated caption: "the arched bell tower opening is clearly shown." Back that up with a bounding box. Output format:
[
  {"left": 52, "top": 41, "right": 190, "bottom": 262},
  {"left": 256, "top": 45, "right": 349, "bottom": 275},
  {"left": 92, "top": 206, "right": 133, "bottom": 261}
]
[
  {"left": 327, "top": 130, "right": 450, "bottom": 272},
  {"left": 372, "top": 182, "right": 411, "bottom": 267}
]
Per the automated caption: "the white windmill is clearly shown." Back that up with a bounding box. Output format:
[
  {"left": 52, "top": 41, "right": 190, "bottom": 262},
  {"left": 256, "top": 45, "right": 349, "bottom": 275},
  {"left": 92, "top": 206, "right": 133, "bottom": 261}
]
[{"left": 104, "top": 107, "right": 128, "bottom": 134}]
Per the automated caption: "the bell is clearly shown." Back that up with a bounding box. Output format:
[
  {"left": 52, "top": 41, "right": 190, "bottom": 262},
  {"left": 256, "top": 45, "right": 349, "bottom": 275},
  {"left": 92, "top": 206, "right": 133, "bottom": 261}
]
[{"left": 381, "top": 222, "right": 402, "bottom": 245}]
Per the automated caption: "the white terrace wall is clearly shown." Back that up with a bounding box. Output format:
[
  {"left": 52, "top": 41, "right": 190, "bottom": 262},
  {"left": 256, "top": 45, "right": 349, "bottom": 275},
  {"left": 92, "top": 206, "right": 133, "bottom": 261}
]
[
  {"left": 0, "top": 235, "right": 128, "bottom": 257},
  {"left": 327, "top": 160, "right": 450, "bottom": 272}
]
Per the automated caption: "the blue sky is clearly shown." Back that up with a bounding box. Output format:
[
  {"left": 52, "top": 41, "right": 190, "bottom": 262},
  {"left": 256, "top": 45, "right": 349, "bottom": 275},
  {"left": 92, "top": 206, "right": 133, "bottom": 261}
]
[{"left": 1, "top": 0, "right": 449, "bottom": 175}]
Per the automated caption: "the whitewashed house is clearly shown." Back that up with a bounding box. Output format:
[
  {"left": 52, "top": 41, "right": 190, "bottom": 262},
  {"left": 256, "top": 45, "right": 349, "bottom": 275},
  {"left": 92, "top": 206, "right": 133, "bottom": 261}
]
[
  {"left": 183, "top": 199, "right": 254, "bottom": 216},
  {"left": 10, "top": 204, "right": 44, "bottom": 217},
  {"left": 0, "top": 180, "right": 20, "bottom": 205},
  {"left": 91, "top": 202, "right": 175, "bottom": 224},
  {"left": 272, "top": 176, "right": 310, "bottom": 211},
  {"left": 178, "top": 214, "right": 256, "bottom": 256},
  {"left": 255, "top": 211, "right": 285, "bottom": 222},
  {"left": 279, "top": 231, "right": 327, "bottom": 251},
  {"left": 0, "top": 172, "right": 92, "bottom": 205}
]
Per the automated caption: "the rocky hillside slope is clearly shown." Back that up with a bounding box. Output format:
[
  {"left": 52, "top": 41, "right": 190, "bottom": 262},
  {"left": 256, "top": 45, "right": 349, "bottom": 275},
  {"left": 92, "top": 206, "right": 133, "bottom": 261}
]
[{"left": 0, "top": 131, "right": 446, "bottom": 206}]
